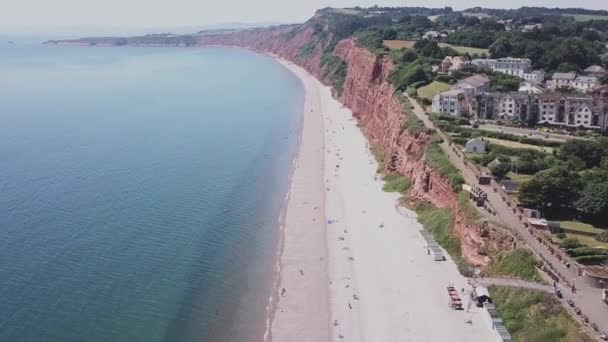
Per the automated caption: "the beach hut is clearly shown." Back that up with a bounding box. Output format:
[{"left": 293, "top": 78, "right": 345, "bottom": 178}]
[
  {"left": 430, "top": 246, "right": 445, "bottom": 261},
  {"left": 474, "top": 285, "right": 492, "bottom": 307}
]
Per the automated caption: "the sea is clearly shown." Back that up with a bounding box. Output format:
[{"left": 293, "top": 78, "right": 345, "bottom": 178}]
[{"left": 0, "top": 39, "right": 303, "bottom": 342}]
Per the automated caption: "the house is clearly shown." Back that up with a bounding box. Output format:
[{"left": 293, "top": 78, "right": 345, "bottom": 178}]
[
  {"left": 500, "top": 180, "right": 520, "bottom": 193},
  {"left": 439, "top": 56, "right": 470, "bottom": 74},
  {"left": 454, "top": 74, "right": 491, "bottom": 95},
  {"left": 521, "top": 70, "right": 546, "bottom": 84},
  {"left": 464, "top": 138, "right": 487, "bottom": 153},
  {"left": 546, "top": 72, "right": 576, "bottom": 90},
  {"left": 519, "top": 81, "right": 545, "bottom": 94},
  {"left": 423, "top": 30, "right": 447, "bottom": 39},
  {"left": 432, "top": 89, "right": 468, "bottom": 116},
  {"left": 487, "top": 159, "right": 502, "bottom": 169},
  {"left": 585, "top": 65, "right": 607, "bottom": 77},
  {"left": 522, "top": 23, "right": 542, "bottom": 32},
  {"left": 572, "top": 76, "right": 600, "bottom": 93}
]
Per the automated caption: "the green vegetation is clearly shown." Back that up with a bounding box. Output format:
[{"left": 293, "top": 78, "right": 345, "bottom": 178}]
[
  {"left": 490, "top": 286, "right": 592, "bottom": 342},
  {"left": 437, "top": 42, "right": 489, "bottom": 55},
  {"left": 564, "top": 14, "right": 608, "bottom": 22},
  {"left": 400, "top": 115, "right": 426, "bottom": 134},
  {"left": 416, "top": 81, "right": 450, "bottom": 100},
  {"left": 425, "top": 143, "right": 465, "bottom": 191},
  {"left": 559, "top": 237, "right": 584, "bottom": 250},
  {"left": 487, "top": 249, "right": 540, "bottom": 281},
  {"left": 382, "top": 174, "right": 411, "bottom": 193},
  {"left": 414, "top": 202, "right": 471, "bottom": 275},
  {"left": 370, "top": 143, "right": 387, "bottom": 172},
  {"left": 489, "top": 72, "right": 522, "bottom": 92},
  {"left": 298, "top": 41, "right": 317, "bottom": 58},
  {"left": 320, "top": 52, "right": 347, "bottom": 95},
  {"left": 559, "top": 221, "right": 605, "bottom": 234},
  {"left": 354, "top": 31, "right": 387, "bottom": 54},
  {"left": 457, "top": 191, "right": 481, "bottom": 222}
]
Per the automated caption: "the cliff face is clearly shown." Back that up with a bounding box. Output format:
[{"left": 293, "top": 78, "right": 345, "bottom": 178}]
[{"left": 199, "top": 27, "right": 507, "bottom": 267}]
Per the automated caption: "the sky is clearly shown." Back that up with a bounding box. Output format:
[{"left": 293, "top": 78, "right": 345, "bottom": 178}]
[{"left": 1, "top": 0, "right": 606, "bottom": 32}]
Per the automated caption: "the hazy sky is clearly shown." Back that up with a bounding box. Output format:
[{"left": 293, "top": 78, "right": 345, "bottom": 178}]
[{"left": 1, "top": 0, "right": 607, "bottom": 29}]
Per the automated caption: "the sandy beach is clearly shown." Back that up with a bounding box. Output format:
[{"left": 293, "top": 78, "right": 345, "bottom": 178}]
[{"left": 269, "top": 58, "right": 494, "bottom": 342}]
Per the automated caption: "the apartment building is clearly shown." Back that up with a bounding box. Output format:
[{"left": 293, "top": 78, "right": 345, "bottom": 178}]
[
  {"left": 472, "top": 57, "right": 532, "bottom": 77},
  {"left": 432, "top": 89, "right": 469, "bottom": 116}
]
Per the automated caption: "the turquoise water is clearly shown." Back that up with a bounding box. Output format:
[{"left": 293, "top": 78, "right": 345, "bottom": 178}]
[{"left": 0, "top": 42, "right": 303, "bottom": 341}]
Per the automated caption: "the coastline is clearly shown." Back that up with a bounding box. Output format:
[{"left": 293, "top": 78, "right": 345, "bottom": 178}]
[
  {"left": 267, "top": 56, "right": 496, "bottom": 341},
  {"left": 265, "top": 56, "right": 330, "bottom": 342}
]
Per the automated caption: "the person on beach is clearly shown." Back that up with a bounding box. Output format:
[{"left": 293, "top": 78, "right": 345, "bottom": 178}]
[{"left": 281, "top": 288, "right": 286, "bottom": 297}]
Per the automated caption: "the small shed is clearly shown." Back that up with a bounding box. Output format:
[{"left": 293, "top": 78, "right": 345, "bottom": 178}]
[
  {"left": 487, "top": 158, "right": 502, "bottom": 169},
  {"left": 523, "top": 208, "right": 542, "bottom": 219},
  {"left": 478, "top": 174, "right": 492, "bottom": 185},
  {"left": 464, "top": 138, "right": 487, "bottom": 153},
  {"left": 500, "top": 180, "right": 520, "bottom": 194},
  {"left": 547, "top": 221, "right": 562, "bottom": 234}
]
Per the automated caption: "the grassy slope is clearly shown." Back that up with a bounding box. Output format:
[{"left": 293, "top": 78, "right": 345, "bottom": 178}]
[
  {"left": 438, "top": 42, "right": 489, "bottom": 55},
  {"left": 417, "top": 81, "right": 451, "bottom": 100},
  {"left": 487, "top": 248, "right": 540, "bottom": 281},
  {"left": 490, "top": 286, "right": 592, "bottom": 342},
  {"left": 382, "top": 174, "right": 411, "bottom": 193}
]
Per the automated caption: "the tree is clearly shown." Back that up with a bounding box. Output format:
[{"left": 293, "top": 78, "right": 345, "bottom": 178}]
[
  {"left": 575, "top": 181, "right": 608, "bottom": 222},
  {"left": 490, "top": 162, "right": 511, "bottom": 180},
  {"left": 518, "top": 167, "right": 582, "bottom": 210}
]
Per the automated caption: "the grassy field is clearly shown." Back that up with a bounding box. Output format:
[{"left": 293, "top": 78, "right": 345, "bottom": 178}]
[
  {"left": 559, "top": 221, "right": 605, "bottom": 234},
  {"left": 564, "top": 14, "right": 608, "bottom": 22},
  {"left": 487, "top": 137, "right": 554, "bottom": 153},
  {"left": 564, "top": 234, "right": 608, "bottom": 250},
  {"left": 383, "top": 40, "right": 489, "bottom": 55},
  {"left": 487, "top": 248, "right": 540, "bottom": 281},
  {"left": 416, "top": 81, "right": 451, "bottom": 100},
  {"left": 438, "top": 43, "right": 489, "bottom": 55},
  {"left": 490, "top": 286, "right": 593, "bottom": 342},
  {"left": 383, "top": 40, "right": 415, "bottom": 49},
  {"left": 506, "top": 171, "right": 533, "bottom": 183}
]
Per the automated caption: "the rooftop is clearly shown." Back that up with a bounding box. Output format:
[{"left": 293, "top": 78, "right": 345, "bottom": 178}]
[
  {"left": 585, "top": 65, "right": 607, "bottom": 74},
  {"left": 552, "top": 72, "right": 577, "bottom": 80},
  {"left": 459, "top": 74, "right": 490, "bottom": 88}
]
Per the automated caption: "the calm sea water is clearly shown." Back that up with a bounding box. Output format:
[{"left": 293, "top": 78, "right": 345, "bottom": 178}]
[{"left": 0, "top": 42, "right": 303, "bottom": 342}]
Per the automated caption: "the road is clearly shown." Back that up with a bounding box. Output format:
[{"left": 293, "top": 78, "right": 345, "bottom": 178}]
[{"left": 407, "top": 94, "right": 608, "bottom": 337}]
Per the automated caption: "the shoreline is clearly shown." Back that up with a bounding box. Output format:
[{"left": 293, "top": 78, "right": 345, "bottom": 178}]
[{"left": 265, "top": 56, "right": 330, "bottom": 342}]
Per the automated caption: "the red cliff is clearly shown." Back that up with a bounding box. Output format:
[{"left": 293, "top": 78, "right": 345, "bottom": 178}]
[{"left": 199, "top": 27, "right": 511, "bottom": 268}]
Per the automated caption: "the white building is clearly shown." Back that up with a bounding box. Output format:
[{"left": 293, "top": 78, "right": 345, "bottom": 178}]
[
  {"left": 432, "top": 89, "right": 468, "bottom": 116},
  {"left": 521, "top": 70, "right": 545, "bottom": 83},
  {"left": 472, "top": 57, "right": 532, "bottom": 77},
  {"left": 519, "top": 81, "right": 545, "bottom": 94},
  {"left": 464, "top": 138, "right": 487, "bottom": 153},
  {"left": 493, "top": 57, "right": 532, "bottom": 76},
  {"left": 573, "top": 76, "right": 600, "bottom": 93},
  {"left": 546, "top": 72, "right": 576, "bottom": 90}
]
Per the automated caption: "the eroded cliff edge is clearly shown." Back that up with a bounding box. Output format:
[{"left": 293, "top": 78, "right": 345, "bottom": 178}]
[{"left": 199, "top": 25, "right": 511, "bottom": 269}]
